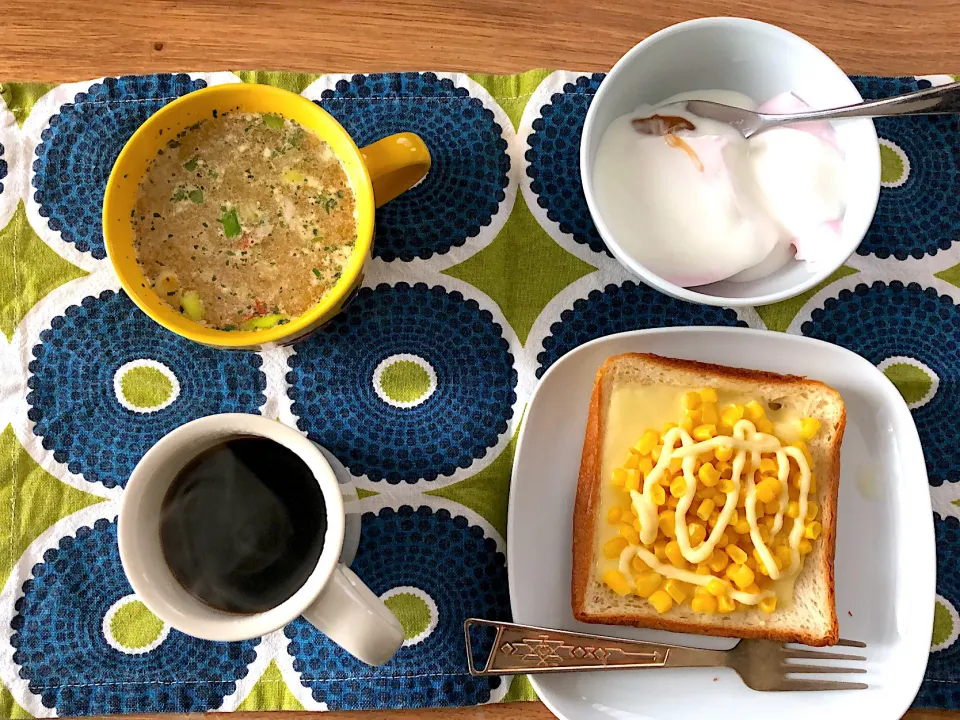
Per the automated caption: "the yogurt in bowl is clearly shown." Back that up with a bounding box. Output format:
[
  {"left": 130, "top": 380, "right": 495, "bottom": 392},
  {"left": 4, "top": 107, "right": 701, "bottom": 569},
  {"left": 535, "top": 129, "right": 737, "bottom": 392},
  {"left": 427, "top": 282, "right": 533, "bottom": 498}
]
[{"left": 580, "top": 18, "right": 880, "bottom": 307}]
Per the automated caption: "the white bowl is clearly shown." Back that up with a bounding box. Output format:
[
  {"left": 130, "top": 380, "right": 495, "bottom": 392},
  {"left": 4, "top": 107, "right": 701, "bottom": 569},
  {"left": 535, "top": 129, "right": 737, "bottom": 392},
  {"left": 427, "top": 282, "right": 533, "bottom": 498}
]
[{"left": 579, "top": 17, "right": 881, "bottom": 307}]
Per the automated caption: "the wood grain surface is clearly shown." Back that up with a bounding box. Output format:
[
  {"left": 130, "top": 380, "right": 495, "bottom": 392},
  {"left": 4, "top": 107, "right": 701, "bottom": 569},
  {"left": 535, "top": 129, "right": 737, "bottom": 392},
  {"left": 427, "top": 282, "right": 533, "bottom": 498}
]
[
  {"left": 0, "top": 1, "right": 953, "bottom": 719},
  {"left": 1, "top": 0, "right": 959, "bottom": 81}
]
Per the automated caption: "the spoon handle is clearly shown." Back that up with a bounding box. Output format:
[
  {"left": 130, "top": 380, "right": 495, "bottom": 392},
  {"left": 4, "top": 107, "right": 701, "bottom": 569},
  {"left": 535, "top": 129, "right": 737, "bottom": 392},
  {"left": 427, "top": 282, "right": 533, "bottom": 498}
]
[
  {"left": 762, "top": 81, "right": 960, "bottom": 127},
  {"left": 463, "top": 618, "right": 722, "bottom": 676}
]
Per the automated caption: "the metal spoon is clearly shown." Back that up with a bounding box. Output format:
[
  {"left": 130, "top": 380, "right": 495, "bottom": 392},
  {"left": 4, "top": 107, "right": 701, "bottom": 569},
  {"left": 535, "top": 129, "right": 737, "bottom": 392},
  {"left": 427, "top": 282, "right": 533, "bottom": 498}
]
[{"left": 679, "top": 81, "right": 960, "bottom": 138}]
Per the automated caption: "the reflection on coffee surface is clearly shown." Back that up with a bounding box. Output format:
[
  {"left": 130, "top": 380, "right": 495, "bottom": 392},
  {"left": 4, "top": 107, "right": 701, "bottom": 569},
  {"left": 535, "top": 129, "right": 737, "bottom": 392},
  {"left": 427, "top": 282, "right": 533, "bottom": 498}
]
[{"left": 160, "top": 437, "right": 327, "bottom": 614}]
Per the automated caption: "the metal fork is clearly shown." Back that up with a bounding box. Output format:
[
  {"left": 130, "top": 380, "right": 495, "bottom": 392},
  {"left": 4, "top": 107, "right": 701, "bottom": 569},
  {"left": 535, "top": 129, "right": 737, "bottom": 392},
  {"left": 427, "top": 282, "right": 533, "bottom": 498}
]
[
  {"left": 464, "top": 619, "right": 867, "bottom": 691},
  {"left": 681, "top": 80, "right": 960, "bottom": 138}
]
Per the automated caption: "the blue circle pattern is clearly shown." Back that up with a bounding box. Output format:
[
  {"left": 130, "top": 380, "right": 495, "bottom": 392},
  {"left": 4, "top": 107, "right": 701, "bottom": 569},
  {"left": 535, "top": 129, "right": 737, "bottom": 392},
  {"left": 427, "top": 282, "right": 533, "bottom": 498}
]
[
  {"left": 288, "top": 282, "right": 516, "bottom": 483},
  {"left": 914, "top": 515, "right": 960, "bottom": 709},
  {"left": 0, "top": 141, "right": 7, "bottom": 195},
  {"left": 525, "top": 73, "right": 608, "bottom": 255},
  {"left": 32, "top": 74, "right": 206, "bottom": 259},
  {"left": 536, "top": 281, "right": 747, "bottom": 377},
  {"left": 801, "top": 281, "right": 960, "bottom": 486},
  {"left": 317, "top": 73, "right": 510, "bottom": 261},
  {"left": 283, "top": 506, "right": 508, "bottom": 709},
  {"left": 851, "top": 76, "right": 960, "bottom": 260},
  {"left": 27, "top": 290, "right": 266, "bottom": 488},
  {"left": 10, "top": 519, "right": 260, "bottom": 715}
]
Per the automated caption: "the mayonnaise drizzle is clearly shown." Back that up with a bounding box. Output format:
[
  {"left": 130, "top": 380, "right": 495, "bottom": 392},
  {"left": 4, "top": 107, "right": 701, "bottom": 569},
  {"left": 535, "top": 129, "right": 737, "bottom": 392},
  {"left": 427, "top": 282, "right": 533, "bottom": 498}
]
[{"left": 626, "top": 419, "right": 812, "bottom": 605}]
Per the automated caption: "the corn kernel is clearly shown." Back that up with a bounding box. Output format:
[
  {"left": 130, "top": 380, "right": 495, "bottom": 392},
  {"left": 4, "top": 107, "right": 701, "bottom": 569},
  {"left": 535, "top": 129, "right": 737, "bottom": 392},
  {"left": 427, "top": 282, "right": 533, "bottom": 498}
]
[
  {"left": 756, "top": 417, "right": 774, "bottom": 434},
  {"left": 714, "top": 445, "right": 734, "bottom": 463},
  {"left": 717, "top": 595, "right": 736, "bottom": 613},
  {"left": 603, "top": 569, "right": 632, "bottom": 596},
  {"left": 634, "top": 430, "right": 660, "bottom": 456},
  {"left": 638, "top": 457, "right": 655, "bottom": 476},
  {"left": 623, "top": 453, "right": 640, "bottom": 470},
  {"left": 693, "top": 424, "right": 717, "bottom": 441},
  {"left": 703, "top": 399, "right": 721, "bottom": 423},
  {"left": 648, "top": 589, "right": 674, "bottom": 613},
  {"left": 658, "top": 510, "right": 676, "bottom": 538},
  {"left": 696, "top": 498, "right": 715, "bottom": 521},
  {"left": 611, "top": 468, "right": 627, "bottom": 488},
  {"left": 664, "top": 578, "right": 690, "bottom": 604},
  {"left": 745, "top": 557, "right": 757, "bottom": 571},
  {"left": 744, "top": 400, "right": 765, "bottom": 421},
  {"left": 799, "top": 417, "right": 821, "bottom": 441},
  {"left": 799, "top": 539, "right": 813, "bottom": 555},
  {"left": 654, "top": 539, "right": 668, "bottom": 562},
  {"left": 633, "top": 519, "right": 643, "bottom": 533},
  {"left": 662, "top": 422, "right": 678, "bottom": 435},
  {"left": 619, "top": 522, "right": 640, "bottom": 545},
  {"left": 756, "top": 476, "right": 783, "bottom": 504},
  {"left": 808, "top": 474, "right": 817, "bottom": 494},
  {"left": 651, "top": 445, "right": 663, "bottom": 462},
  {"left": 775, "top": 545, "right": 793, "bottom": 567},
  {"left": 634, "top": 570, "right": 662, "bottom": 598},
  {"left": 758, "top": 526, "right": 771, "bottom": 544},
  {"left": 603, "top": 537, "right": 627, "bottom": 558},
  {"left": 727, "top": 544, "right": 747, "bottom": 565},
  {"left": 624, "top": 470, "right": 641, "bottom": 493},
  {"left": 686, "top": 408, "right": 702, "bottom": 426},
  {"left": 682, "top": 391, "right": 702, "bottom": 411},
  {"left": 708, "top": 510, "right": 721, "bottom": 528},
  {"left": 759, "top": 595, "right": 777, "bottom": 614},
  {"left": 731, "top": 563, "right": 755, "bottom": 590},
  {"left": 805, "top": 521, "right": 822, "bottom": 540},
  {"left": 725, "top": 563, "right": 739, "bottom": 581},
  {"left": 666, "top": 495, "right": 680, "bottom": 509},
  {"left": 721, "top": 403, "right": 745, "bottom": 426},
  {"left": 691, "top": 593, "right": 717, "bottom": 613},
  {"left": 744, "top": 582, "right": 761, "bottom": 595},
  {"left": 730, "top": 519, "right": 747, "bottom": 535},
  {"left": 665, "top": 540, "right": 687, "bottom": 568},
  {"left": 699, "top": 388, "right": 718, "bottom": 404},
  {"left": 669, "top": 457, "right": 683, "bottom": 473},
  {"left": 688, "top": 522, "right": 707, "bottom": 546},
  {"left": 715, "top": 530, "right": 729, "bottom": 548},
  {"left": 758, "top": 458, "right": 777, "bottom": 474},
  {"left": 764, "top": 499, "right": 780, "bottom": 515},
  {"left": 707, "top": 550, "right": 729, "bottom": 573},
  {"left": 607, "top": 507, "right": 622, "bottom": 525},
  {"left": 730, "top": 509, "right": 740, "bottom": 526},
  {"left": 806, "top": 502, "right": 819, "bottom": 520},
  {"left": 697, "top": 463, "right": 719, "bottom": 488},
  {"left": 669, "top": 477, "right": 687, "bottom": 499},
  {"left": 679, "top": 415, "right": 694, "bottom": 433},
  {"left": 718, "top": 479, "right": 735, "bottom": 494},
  {"left": 787, "top": 500, "right": 800, "bottom": 519},
  {"left": 763, "top": 515, "right": 776, "bottom": 530},
  {"left": 631, "top": 555, "right": 647, "bottom": 574},
  {"left": 696, "top": 562, "right": 712, "bottom": 575},
  {"left": 754, "top": 501, "right": 766, "bottom": 519},
  {"left": 650, "top": 483, "right": 666, "bottom": 507}
]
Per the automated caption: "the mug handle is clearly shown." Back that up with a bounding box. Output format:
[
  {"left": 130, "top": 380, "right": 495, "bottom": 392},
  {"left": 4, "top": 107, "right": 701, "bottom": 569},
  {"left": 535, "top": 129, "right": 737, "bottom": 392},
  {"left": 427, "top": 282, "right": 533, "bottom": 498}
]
[
  {"left": 359, "top": 132, "right": 431, "bottom": 207},
  {"left": 302, "top": 565, "right": 404, "bottom": 665}
]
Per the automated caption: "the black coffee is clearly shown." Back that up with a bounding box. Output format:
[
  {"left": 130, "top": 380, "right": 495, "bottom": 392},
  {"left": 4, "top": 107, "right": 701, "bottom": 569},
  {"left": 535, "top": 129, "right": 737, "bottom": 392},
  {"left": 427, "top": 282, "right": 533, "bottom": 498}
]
[{"left": 159, "top": 437, "right": 327, "bottom": 614}]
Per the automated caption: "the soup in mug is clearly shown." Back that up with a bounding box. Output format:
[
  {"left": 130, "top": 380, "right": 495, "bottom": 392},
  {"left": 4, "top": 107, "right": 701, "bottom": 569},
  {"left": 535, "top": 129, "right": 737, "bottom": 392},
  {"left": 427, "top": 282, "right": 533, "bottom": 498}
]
[{"left": 132, "top": 112, "right": 358, "bottom": 331}]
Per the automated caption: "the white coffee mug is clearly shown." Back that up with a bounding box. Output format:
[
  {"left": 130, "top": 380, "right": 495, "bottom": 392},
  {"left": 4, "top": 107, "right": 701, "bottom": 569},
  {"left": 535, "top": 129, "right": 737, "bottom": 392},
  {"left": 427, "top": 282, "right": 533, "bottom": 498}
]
[{"left": 118, "top": 413, "right": 404, "bottom": 665}]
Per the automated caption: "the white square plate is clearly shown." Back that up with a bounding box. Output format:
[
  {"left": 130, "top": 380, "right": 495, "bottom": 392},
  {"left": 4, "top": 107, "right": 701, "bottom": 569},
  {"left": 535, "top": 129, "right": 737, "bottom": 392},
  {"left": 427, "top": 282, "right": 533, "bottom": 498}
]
[{"left": 508, "top": 327, "right": 934, "bottom": 720}]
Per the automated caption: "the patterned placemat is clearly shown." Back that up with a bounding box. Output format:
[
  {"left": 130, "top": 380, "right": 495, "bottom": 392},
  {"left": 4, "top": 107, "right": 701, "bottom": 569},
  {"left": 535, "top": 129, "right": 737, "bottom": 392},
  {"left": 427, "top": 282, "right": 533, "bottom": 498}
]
[{"left": 0, "top": 69, "right": 958, "bottom": 716}]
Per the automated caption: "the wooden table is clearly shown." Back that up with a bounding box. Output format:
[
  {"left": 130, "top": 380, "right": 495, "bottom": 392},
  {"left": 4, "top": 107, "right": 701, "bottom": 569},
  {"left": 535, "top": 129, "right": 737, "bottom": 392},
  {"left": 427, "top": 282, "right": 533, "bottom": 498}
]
[{"left": 0, "top": 1, "right": 955, "bottom": 719}]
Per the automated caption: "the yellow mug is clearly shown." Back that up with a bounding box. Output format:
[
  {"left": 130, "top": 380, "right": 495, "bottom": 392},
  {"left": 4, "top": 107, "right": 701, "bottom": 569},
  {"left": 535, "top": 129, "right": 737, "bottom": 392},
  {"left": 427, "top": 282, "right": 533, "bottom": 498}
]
[{"left": 102, "top": 83, "right": 431, "bottom": 349}]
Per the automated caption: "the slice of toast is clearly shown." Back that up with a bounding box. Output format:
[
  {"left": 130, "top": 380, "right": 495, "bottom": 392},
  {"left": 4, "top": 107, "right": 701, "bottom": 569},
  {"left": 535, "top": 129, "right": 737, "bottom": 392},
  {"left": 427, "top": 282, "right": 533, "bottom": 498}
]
[{"left": 572, "top": 353, "right": 845, "bottom": 646}]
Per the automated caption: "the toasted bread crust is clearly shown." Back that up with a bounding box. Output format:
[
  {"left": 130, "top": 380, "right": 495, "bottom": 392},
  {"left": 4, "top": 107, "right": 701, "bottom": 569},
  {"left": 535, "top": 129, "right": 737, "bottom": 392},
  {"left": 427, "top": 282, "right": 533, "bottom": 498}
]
[{"left": 571, "top": 353, "right": 844, "bottom": 646}]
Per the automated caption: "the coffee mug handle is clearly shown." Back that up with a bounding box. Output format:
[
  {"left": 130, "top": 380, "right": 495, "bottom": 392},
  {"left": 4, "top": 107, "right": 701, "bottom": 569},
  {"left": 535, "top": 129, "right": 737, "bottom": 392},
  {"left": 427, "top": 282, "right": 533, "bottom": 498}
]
[
  {"left": 302, "top": 565, "right": 404, "bottom": 665},
  {"left": 359, "top": 132, "right": 431, "bottom": 207}
]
